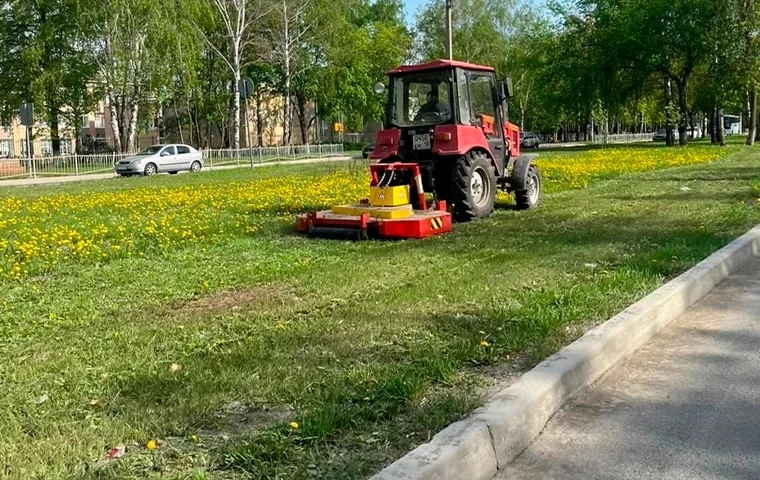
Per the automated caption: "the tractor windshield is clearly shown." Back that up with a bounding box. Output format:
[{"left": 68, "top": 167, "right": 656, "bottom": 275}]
[{"left": 388, "top": 70, "right": 453, "bottom": 128}]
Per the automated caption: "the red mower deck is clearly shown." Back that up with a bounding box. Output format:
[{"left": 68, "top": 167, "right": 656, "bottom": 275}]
[{"left": 296, "top": 207, "right": 452, "bottom": 239}]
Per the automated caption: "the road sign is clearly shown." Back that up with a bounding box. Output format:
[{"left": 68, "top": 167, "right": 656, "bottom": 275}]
[
  {"left": 239, "top": 77, "right": 254, "bottom": 99},
  {"left": 20, "top": 103, "right": 34, "bottom": 126}
]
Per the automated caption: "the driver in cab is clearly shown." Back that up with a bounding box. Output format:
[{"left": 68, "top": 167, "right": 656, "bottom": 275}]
[{"left": 414, "top": 86, "right": 449, "bottom": 122}]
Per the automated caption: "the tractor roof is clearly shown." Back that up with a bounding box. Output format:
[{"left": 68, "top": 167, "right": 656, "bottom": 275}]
[{"left": 388, "top": 59, "right": 495, "bottom": 75}]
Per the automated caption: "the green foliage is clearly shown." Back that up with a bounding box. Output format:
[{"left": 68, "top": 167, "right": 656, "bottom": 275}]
[
  {"left": 0, "top": 0, "right": 99, "bottom": 151},
  {"left": 316, "top": 0, "right": 412, "bottom": 131}
]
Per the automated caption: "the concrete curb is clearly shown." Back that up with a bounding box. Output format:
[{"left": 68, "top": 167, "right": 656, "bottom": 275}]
[{"left": 372, "top": 225, "right": 760, "bottom": 480}]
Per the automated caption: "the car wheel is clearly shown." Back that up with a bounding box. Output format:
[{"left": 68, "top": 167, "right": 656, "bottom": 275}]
[
  {"left": 144, "top": 163, "right": 157, "bottom": 176},
  {"left": 190, "top": 161, "right": 202, "bottom": 173}
]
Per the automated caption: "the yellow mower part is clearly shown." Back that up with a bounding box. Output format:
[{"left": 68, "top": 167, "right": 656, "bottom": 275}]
[
  {"left": 369, "top": 185, "right": 410, "bottom": 207},
  {"left": 331, "top": 204, "right": 413, "bottom": 219}
]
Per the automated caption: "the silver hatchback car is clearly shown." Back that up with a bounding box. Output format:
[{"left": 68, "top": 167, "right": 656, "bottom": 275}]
[{"left": 115, "top": 144, "right": 204, "bottom": 177}]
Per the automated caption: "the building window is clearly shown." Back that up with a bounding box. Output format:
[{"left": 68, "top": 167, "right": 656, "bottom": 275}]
[
  {"left": 0, "top": 140, "right": 12, "bottom": 158},
  {"left": 95, "top": 113, "right": 105, "bottom": 129},
  {"left": 82, "top": 115, "right": 90, "bottom": 128},
  {"left": 41, "top": 140, "right": 53, "bottom": 156},
  {"left": 60, "top": 141, "right": 73, "bottom": 155}
]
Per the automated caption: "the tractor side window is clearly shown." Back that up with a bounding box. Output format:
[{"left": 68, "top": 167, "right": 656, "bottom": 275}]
[
  {"left": 469, "top": 74, "right": 496, "bottom": 125},
  {"left": 457, "top": 70, "right": 471, "bottom": 125}
]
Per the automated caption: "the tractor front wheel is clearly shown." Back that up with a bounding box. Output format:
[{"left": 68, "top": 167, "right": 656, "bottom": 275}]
[
  {"left": 449, "top": 151, "right": 496, "bottom": 222},
  {"left": 515, "top": 164, "right": 542, "bottom": 210}
]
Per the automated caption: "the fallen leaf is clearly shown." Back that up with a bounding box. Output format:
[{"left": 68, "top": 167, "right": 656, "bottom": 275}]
[
  {"left": 170, "top": 363, "right": 181, "bottom": 374},
  {"left": 108, "top": 444, "right": 125, "bottom": 459},
  {"left": 89, "top": 398, "right": 100, "bottom": 406},
  {"left": 36, "top": 394, "right": 49, "bottom": 405}
]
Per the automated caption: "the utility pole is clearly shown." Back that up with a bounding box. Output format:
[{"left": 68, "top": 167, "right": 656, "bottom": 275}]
[{"left": 445, "top": 0, "right": 453, "bottom": 60}]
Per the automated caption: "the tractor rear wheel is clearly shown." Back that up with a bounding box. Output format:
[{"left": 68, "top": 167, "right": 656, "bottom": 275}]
[{"left": 449, "top": 151, "right": 496, "bottom": 222}]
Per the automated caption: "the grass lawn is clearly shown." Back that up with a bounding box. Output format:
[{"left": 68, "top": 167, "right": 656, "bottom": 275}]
[{"left": 1, "top": 144, "right": 759, "bottom": 479}]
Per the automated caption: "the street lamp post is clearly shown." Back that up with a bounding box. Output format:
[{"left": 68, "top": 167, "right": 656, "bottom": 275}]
[{"left": 445, "top": 0, "right": 453, "bottom": 60}]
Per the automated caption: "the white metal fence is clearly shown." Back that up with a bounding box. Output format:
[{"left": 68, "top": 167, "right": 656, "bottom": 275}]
[
  {"left": 590, "top": 133, "right": 654, "bottom": 145},
  {"left": 203, "top": 144, "right": 345, "bottom": 169},
  {"left": 0, "top": 144, "right": 345, "bottom": 181}
]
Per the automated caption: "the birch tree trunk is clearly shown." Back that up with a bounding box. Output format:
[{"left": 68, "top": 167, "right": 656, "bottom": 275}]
[
  {"left": 747, "top": 88, "right": 757, "bottom": 146},
  {"left": 127, "top": 102, "right": 139, "bottom": 153},
  {"left": 282, "top": 0, "right": 291, "bottom": 146},
  {"left": 108, "top": 94, "right": 122, "bottom": 153}
]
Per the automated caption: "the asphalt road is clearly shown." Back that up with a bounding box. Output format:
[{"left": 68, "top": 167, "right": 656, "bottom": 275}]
[
  {"left": 497, "top": 257, "right": 760, "bottom": 480},
  {"left": 0, "top": 155, "right": 353, "bottom": 188}
]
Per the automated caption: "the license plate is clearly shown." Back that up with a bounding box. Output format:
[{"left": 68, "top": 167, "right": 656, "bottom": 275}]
[{"left": 413, "top": 134, "right": 431, "bottom": 150}]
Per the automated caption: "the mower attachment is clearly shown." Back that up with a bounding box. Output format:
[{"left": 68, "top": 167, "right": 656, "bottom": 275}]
[{"left": 295, "top": 163, "right": 453, "bottom": 240}]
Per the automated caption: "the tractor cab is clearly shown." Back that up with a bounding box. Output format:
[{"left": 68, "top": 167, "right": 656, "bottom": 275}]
[{"left": 373, "top": 60, "right": 521, "bottom": 175}]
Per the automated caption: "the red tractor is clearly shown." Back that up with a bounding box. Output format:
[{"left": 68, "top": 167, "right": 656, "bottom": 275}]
[{"left": 297, "top": 59, "right": 542, "bottom": 239}]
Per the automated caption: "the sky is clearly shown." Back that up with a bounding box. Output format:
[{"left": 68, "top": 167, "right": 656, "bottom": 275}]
[{"left": 403, "top": 0, "right": 426, "bottom": 21}]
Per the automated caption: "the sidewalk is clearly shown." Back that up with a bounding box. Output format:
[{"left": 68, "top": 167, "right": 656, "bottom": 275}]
[
  {"left": 0, "top": 155, "right": 354, "bottom": 188},
  {"left": 498, "top": 256, "right": 760, "bottom": 480}
]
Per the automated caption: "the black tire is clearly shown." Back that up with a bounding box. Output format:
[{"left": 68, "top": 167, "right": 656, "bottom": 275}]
[
  {"left": 144, "top": 163, "right": 158, "bottom": 176},
  {"left": 449, "top": 151, "right": 497, "bottom": 222},
  {"left": 515, "top": 164, "right": 542, "bottom": 210},
  {"left": 190, "top": 161, "right": 202, "bottom": 173}
]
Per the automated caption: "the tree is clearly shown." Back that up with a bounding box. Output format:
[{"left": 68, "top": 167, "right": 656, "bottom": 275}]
[
  {"left": 92, "top": 0, "right": 199, "bottom": 153},
  {"left": 0, "top": 0, "right": 99, "bottom": 155},
  {"left": 576, "top": 0, "right": 722, "bottom": 146},
  {"left": 263, "top": 0, "right": 318, "bottom": 145},
  {"left": 195, "top": 0, "right": 271, "bottom": 150},
  {"left": 316, "top": 0, "right": 412, "bottom": 132}
]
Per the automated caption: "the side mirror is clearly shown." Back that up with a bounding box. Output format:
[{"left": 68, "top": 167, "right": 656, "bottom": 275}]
[{"left": 501, "top": 78, "right": 514, "bottom": 101}]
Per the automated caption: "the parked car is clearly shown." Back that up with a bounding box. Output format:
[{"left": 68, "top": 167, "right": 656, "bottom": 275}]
[
  {"left": 652, "top": 128, "right": 680, "bottom": 141},
  {"left": 520, "top": 131, "right": 540, "bottom": 149},
  {"left": 115, "top": 144, "right": 203, "bottom": 177},
  {"left": 687, "top": 127, "right": 702, "bottom": 139},
  {"left": 362, "top": 143, "right": 375, "bottom": 159}
]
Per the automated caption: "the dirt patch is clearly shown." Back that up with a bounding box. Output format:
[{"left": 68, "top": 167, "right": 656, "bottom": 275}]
[
  {"left": 213, "top": 401, "right": 294, "bottom": 433},
  {"left": 184, "top": 402, "right": 295, "bottom": 449},
  {"left": 166, "top": 283, "right": 296, "bottom": 320}
]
